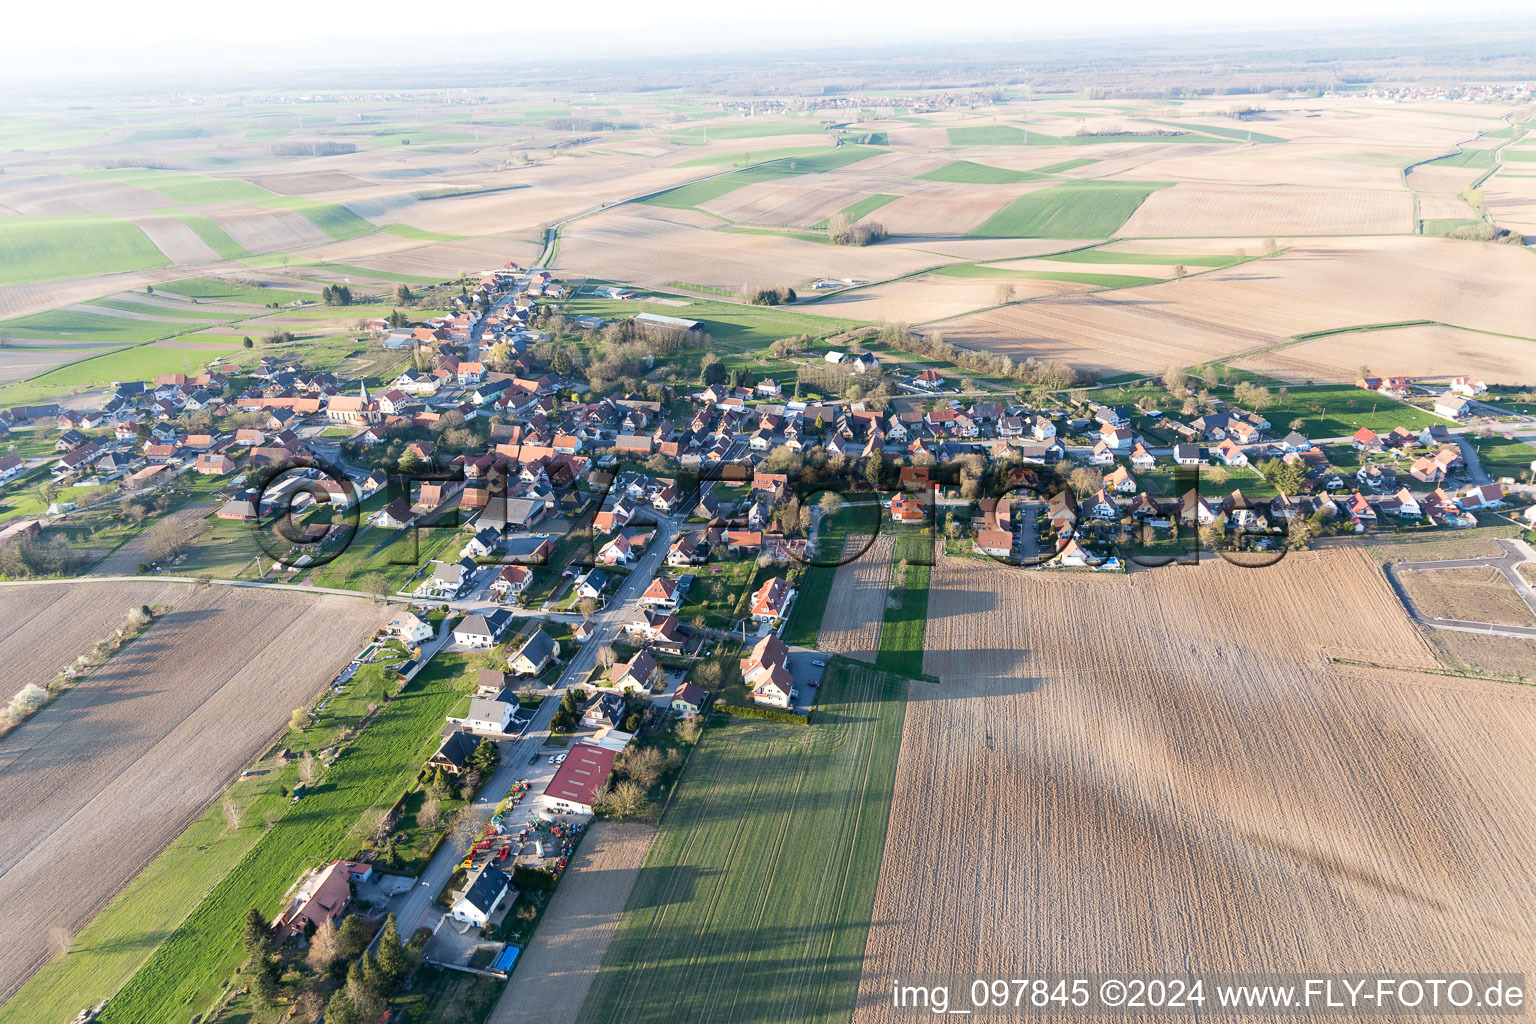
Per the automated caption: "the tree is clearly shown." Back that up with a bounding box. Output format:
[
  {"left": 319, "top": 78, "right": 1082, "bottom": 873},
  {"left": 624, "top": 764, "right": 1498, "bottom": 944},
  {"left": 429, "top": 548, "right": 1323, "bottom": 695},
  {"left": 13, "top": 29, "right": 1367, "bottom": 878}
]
[
  {"left": 290, "top": 707, "right": 308, "bottom": 732},
  {"left": 374, "top": 914, "right": 411, "bottom": 986},
  {"left": 418, "top": 795, "right": 443, "bottom": 832},
  {"left": 1205, "top": 465, "right": 1230, "bottom": 486},
  {"left": 619, "top": 745, "right": 666, "bottom": 788},
  {"left": 325, "top": 991, "right": 364, "bottom": 1024},
  {"left": 1172, "top": 265, "right": 1187, "bottom": 279},
  {"left": 1068, "top": 467, "right": 1104, "bottom": 497},
  {"left": 395, "top": 283, "right": 414, "bottom": 304},
  {"left": 222, "top": 794, "right": 243, "bottom": 831},
  {"left": 597, "top": 645, "right": 617, "bottom": 670},
  {"left": 298, "top": 749, "right": 320, "bottom": 787},
  {"left": 397, "top": 448, "right": 423, "bottom": 474},
  {"left": 699, "top": 354, "right": 726, "bottom": 386},
  {"left": 345, "top": 959, "right": 385, "bottom": 1021},
  {"left": 818, "top": 491, "right": 843, "bottom": 517},
  {"left": 250, "top": 960, "right": 280, "bottom": 1009},
  {"left": 594, "top": 779, "right": 649, "bottom": 819},
  {"left": 242, "top": 336, "right": 254, "bottom": 349},
  {"left": 305, "top": 917, "right": 341, "bottom": 975},
  {"left": 1162, "top": 364, "right": 1187, "bottom": 394},
  {"left": 864, "top": 453, "right": 883, "bottom": 487},
  {"left": 241, "top": 907, "right": 270, "bottom": 965},
  {"left": 337, "top": 914, "right": 370, "bottom": 960},
  {"left": 469, "top": 736, "right": 501, "bottom": 775},
  {"left": 360, "top": 572, "right": 390, "bottom": 603}
]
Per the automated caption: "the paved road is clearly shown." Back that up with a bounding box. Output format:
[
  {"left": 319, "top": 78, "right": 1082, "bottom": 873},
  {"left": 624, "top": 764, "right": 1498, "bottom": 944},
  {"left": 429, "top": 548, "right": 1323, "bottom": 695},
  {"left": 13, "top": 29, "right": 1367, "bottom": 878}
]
[
  {"left": 1384, "top": 537, "right": 1536, "bottom": 640},
  {"left": 393, "top": 516, "right": 680, "bottom": 938}
]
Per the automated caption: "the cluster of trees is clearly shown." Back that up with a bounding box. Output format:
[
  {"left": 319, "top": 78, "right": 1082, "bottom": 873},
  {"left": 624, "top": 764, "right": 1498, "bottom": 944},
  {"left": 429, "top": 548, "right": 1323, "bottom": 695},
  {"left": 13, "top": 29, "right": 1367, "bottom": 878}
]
[
  {"left": 742, "top": 284, "right": 797, "bottom": 306},
  {"left": 270, "top": 141, "right": 357, "bottom": 157},
  {"left": 321, "top": 285, "right": 354, "bottom": 306},
  {"left": 237, "top": 905, "right": 418, "bottom": 1022},
  {"left": 882, "top": 324, "right": 1079, "bottom": 392},
  {"left": 827, "top": 213, "right": 887, "bottom": 246},
  {"left": 1259, "top": 457, "right": 1310, "bottom": 495},
  {"left": 592, "top": 742, "right": 682, "bottom": 820},
  {"left": 0, "top": 534, "right": 90, "bottom": 580},
  {"left": 549, "top": 685, "right": 588, "bottom": 734},
  {"left": 1446, "top": 221, "right": 1526, "bottom": 245}
]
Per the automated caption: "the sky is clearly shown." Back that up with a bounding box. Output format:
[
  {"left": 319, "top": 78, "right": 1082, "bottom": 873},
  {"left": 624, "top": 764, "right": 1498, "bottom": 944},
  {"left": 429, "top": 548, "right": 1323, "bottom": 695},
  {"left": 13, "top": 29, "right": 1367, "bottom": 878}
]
[{"left": 3, "top": 0, "right": 1534, "bottom": 82}]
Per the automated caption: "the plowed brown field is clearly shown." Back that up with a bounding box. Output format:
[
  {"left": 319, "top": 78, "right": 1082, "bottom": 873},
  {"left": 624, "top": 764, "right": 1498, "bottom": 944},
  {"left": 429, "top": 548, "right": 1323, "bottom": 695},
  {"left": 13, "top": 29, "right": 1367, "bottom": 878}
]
[
  {"left": 0, "top": 582, "right": 383, "bottom": 998},
  {"left": 853, "top": 548, "right": 1536, "bottom": 1023},
  {"left": 816, "top": 533, "right": 892, "bottom": 661}
]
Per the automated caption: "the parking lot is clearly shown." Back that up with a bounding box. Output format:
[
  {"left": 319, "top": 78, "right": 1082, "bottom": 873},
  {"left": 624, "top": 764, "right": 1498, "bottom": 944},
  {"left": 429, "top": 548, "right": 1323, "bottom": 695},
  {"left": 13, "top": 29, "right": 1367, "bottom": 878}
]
[{"left": 783, "top": 649, "right": 827, "bottom": 714}]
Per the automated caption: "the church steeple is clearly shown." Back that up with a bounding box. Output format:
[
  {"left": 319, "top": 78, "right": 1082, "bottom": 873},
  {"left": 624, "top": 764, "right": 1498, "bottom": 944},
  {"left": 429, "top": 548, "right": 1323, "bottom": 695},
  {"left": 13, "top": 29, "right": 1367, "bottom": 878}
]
[{"left": 359, "top": 378, "right": 369, "bottom": 404}]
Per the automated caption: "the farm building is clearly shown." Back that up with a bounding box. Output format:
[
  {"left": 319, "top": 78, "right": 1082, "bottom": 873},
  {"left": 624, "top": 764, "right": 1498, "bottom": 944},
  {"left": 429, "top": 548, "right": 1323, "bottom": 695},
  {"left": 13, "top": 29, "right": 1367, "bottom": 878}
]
[{"left": 539, "top": 743, "right": 619, "bottom": 815}]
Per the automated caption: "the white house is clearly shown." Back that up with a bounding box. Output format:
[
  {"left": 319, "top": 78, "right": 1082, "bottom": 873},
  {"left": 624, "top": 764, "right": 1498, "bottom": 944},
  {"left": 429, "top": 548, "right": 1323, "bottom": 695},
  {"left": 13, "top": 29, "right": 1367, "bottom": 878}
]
[
  {"left": 1434, "top": 395, "right": 1471, "bottom": 420},
  {"left": 450, "top": 863, "right": 512, "bottom": 928},
  {"left": 453, "top": 609, "right": 512, "bottom": 649},
  {"left": 1450, "top": 376, "right": 1488, "bottom": 397},
  {"left": 457, "top": 697, "right": 515, "bottom": 735},
  {"left": 387, "top": 610, "right": 434, "bottom": 645},
  {"left": 509, "top": 629, "right": 560, "bottom": 675}
]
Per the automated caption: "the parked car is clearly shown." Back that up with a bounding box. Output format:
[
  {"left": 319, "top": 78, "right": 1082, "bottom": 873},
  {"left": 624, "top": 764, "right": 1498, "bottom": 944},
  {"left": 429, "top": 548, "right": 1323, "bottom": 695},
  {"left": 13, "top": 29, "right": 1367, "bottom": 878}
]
[
  {"left": 811, "top": 660, "right": 826, "bottom": 667},
  {"left": 529, "top": 751, "right": 541, "bottom": 764}
]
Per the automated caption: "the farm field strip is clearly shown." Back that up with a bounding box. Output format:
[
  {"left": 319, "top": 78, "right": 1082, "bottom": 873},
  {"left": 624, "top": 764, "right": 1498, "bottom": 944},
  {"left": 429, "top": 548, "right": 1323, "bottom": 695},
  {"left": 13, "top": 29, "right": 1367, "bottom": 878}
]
[
  {"left": 854, "top": 548, "right": 1536, "bottom": 1023},
  {"left": 579, "top": 659, "right": 908, "bottom": 1024}
]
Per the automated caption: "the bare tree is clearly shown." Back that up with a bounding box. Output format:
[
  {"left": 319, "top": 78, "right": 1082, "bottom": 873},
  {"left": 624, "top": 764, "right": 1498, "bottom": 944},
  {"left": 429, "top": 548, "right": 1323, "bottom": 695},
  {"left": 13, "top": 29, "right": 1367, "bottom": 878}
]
[
  {"left": 418, "top": 796, "right": 443, "bottom": 832},
  {"left": 597, "top": 645, "right": 617, "bottom": 670},
  {"left": 297, "top": 750, "right": 320, "bottom": 787},
  {"left": 306, "top": 918, "right": 340, "bottom": 975},
  {"left": 222, "top": 794, "right": 243, "bottom": 831}
]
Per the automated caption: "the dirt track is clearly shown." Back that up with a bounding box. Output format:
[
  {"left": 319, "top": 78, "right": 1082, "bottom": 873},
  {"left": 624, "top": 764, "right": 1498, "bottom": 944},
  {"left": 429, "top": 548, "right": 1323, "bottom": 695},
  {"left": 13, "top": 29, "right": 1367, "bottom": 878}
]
[
  {"left": 855, "top": 548, "right": 1536, "bottom": 1023},
  {"left": 815, "top": 533, "right": 892, "bottom": 661},
  {"left": 490, "top": 822, "right": 656, "bottom": 1024},
  {"left": 0, "top": 583, "right": 383, "bottom": 999}
]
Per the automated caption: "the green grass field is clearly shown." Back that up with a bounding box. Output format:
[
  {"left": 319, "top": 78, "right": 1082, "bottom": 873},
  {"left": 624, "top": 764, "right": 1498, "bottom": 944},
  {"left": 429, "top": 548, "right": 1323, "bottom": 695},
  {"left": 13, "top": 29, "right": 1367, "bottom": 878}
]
[
  {"left": 1470, "top": 435, "right": 1536, "bottom": 480},
  {"left": 812, "top": 194, "right": 900, "bottom": 230},
  {"left": 0, "top": 215, "right": 170, "bottom": 286},
  {"left": 0, "top": 340, "right": 241, "bottom": 405},
  {"left": 380, "top": 223, "right": 466, "bottom": 241},
  {"left": 1500, "top": 149, "right": 1536, "bottom": 162},
  {"left": 666, "top": 122, "right": 828, "bottom": 144},
  {"left": 0, "top": 633, "right": 430, "bottom": 1024},
  {"left": 1138, "top": 119, "right": 1287, "bottom": 143},
  {"left": 932, "top": 264, "right": 1160, "bottom": 288},
  {"left": 945, "top": 125, "right": 1040, "bottom": 146},
  {"left": 780, "top": 502, "right": 884, "bottom": 647},
  {"left": 121, "top": 127, "right": 206, "bottom": 144},
  {"left": 878, "top": 530, "right": 931, "bottom": 679},
  {"left": 917, "top": 160, "right": 1046, "bottom": 184},
  {"left": 1221, "top": 379, "right": 1438, "bottom": 437},
  {"left": 578, "top": 658, "right": 908, "bottom": 1024},
  {"left": 968, "top": 181, "right": 1170, "bottom": 238},
  {"left": 1042, "top": 247, "right": 1239, "bottom": 267},
  {"left": 166, "top": 212, "right": 252, "bottom": 259},
  {"left": 156, "top": 277, "right": 316, "bottom": 306},
  {"left": 0, "top": 308, "right": 194, "bottom": 345},
  {"left": 642, "top": 147, "right": 885, "bottom": 210},
  {"left": 673, "top": 145, "right": 838, "bottom": 168},
  {"left": 76, "top": 169, "right": 270, "bottom": 206},
  {"left": 256, "top": 197, "right": 378, "bottom": 241},
  {"left": 93, "top": 655, "right": 480, "bottom": 1024},
  {"left": 1420, "top": 218, "right": 1488, "bottom": 236},
  {"left": 1424, "top": 148, "right": 1499, "bottom": 169},
  {"left": 1036, "top": 158, "right": 1100, "bottom": 173},
  {"left": 86, "top": 298, "right": 229, "bottom": 320}
]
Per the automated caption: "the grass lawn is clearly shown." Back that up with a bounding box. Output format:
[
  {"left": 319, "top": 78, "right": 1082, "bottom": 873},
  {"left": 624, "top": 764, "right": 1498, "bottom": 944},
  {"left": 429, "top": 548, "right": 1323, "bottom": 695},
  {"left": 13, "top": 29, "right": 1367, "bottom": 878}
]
[
  {"left": 578, "top": 658, "right": 908, "bottom": 1024},
  {"left": 1245, "top": 383, "right": 1439, "bottom": 437},
  {"left": 93, "top": 655, "right": 481, "bottom": 1024},
  {"left": 309, "top": 522, "right": 465, "bottom": 593},
  {"left": 0, "top": 215, "right": 169, "bottom": 286},
  {"left": 878, "top": 529, "right": 932, "bottom": 679},
  {"left": 969, "top": 181, "right": 1171, "bottom": 238},
  {"left": 1470, "top": 435, "right": 1536, "bottom": 481},
  {"left": 155, "top": 277, "right": 316, "bottom": 306},
  {"left": 917, "top": 160, "right": 1046, "bottom": 184},
  {"left": 380, "top": 223, "right": 465, "bottom": 242}
]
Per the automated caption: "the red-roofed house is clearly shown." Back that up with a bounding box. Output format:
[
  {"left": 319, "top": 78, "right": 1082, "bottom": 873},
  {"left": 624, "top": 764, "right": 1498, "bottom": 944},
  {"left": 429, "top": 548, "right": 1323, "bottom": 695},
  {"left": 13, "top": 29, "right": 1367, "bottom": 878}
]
[
  {"left": 749, "top": 577, "right": 794, "bottom": 622},
  {"left": 539, "top": 743, "right": 618, "bottom": 815}
]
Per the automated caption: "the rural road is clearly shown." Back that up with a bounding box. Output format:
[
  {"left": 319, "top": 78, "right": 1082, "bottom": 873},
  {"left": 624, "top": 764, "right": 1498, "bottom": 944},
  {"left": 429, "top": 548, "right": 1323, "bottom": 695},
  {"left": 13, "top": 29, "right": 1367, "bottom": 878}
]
[{"left": 393, "top": 516, "right": 679, "bottom": 939}]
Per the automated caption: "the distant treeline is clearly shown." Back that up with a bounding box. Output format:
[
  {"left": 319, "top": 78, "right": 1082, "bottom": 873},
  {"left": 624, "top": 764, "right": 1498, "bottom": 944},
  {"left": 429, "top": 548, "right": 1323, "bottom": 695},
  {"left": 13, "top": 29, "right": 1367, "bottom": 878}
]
[
  {"left": 269, "top": 141, "right": 357, "bottom": 157},
  {"left": 543, "top": 118, "right": 642, "bottom": 132}
]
